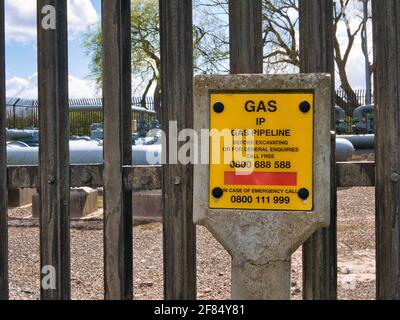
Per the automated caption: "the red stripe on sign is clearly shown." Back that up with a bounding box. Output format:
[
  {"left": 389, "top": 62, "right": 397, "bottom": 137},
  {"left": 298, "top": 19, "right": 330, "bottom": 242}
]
[{"left": 224, "top": 171, "right": 297, "bottom": 186}]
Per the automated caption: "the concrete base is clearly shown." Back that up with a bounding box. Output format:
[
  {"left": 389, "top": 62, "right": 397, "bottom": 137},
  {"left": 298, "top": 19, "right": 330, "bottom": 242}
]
[
  {"left": 97, "top": 187, "right": 104, "bottom": 197},
  {"left": 32, "top": 187, "right": 99, "bottom": 219},
  {"left": 29, "top": 188, "right": 162, "bottom": 222},
  {"left": 132, "top": 190, "right": 162, "bottom": 222},
  {"left": 231, "top": 259, "right": 291, "bottom": 300},
  {"left": 8, "top": 188, "right": 38, "bottom": 208}
]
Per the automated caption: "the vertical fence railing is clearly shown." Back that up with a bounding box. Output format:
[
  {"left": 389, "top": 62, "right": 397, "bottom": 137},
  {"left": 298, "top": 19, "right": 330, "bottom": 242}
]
[
  {"left": 299, "top": 0, "right": 337, "bottom": 300},
  {"left": 0, "top": 0, "right": 399, "bottom": 302},
  {"left": 37, "top": 0, "right": 71, "bottom": 300},
  {"left": 335, "top": 88, "right": 374, "bottom": 122},
  {"left": 372, "top": 0, "right": 400, "bottom": 300},
  {"left": 102, "top": 0, "right": 133, "bottom": 300},
  {"left": 228, "top": 0, "right": 263, "bottom": 298},
  {"left": 0, "top": 0, "right": 8, "bottom": 301},
  {"left": 160, "top": 0, "right": 197, "bottom": 300},
  {"left": 229, "top": 0, "right": 263, "bottom": 74}
]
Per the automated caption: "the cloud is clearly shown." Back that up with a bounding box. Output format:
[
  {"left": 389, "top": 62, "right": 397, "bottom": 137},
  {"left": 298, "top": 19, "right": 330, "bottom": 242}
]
[
  {"left": 68, "top": 75, "right": 100, "bottom": 98},
  {"left": 6, "top": 73, "right": 100, "bottom": 99},
  {"left": 6, "top": 74, "right": 38, "bottom": 98},
  {"left": 6, "top": 71, "right": 156, "bottom": 99},
  {"left": 67, "top": 0, "right": 100, "bottom": 38},
  {"left": 5, "top": 0, "right": 36, "bottom": 43},
  {"left": 5, "top": 0, "right": 99, "bottom": 43}
]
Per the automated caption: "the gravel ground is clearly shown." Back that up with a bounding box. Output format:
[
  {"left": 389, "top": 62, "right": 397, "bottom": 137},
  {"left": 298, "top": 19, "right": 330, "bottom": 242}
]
[{"left": 7, "top": 186, "right": 375, "bottom": 300}]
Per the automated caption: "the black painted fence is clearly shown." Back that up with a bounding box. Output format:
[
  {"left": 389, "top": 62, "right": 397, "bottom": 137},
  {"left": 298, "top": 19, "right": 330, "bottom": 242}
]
[{"left": 1, "top": 0, "right": 399, "bottom": 302}]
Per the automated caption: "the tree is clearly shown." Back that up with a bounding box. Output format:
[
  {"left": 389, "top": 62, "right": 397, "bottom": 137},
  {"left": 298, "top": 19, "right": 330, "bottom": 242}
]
[
  {"left": 195, "top": 0, "right": 371, "bottom": 110},
  {"left": 262, "top": 0, "right": 299, "bottom": 73},
  {"left": 130, "top": 0, "right": 161, "bottom": 111},
  {"left": 333, "top": 0, "right": 364, "bottom": 109},
  {"left": 84, "top": 0, "right": 371, "bottom": 114},
  {"left": 261, "top": 0, "right": 371, "bottom": 110},
  {"left": 83, "top": 0, "right": 229, "bottom": 119},
  {"left": 359, "top": 0, "right": 372, "bottom": 105}
]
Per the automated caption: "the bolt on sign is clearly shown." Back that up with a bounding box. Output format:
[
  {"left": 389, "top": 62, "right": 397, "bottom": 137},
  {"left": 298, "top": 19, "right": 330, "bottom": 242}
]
[{"left": 209, "top": 93, "right": 313, "bottom": 211}]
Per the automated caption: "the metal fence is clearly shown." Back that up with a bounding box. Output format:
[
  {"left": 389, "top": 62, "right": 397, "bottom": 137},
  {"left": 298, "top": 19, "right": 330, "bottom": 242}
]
[
  {"left": 336, "top": 89, "right": 373, "bottom": 114},
  {"left": 5, "top": 97, "right": 156, "bottom": 136},
  {"left": 0, "top": 0, "right": 399, "bottom": 301},
  {"left": 335, "top": 89, "right": 374, "bottom": 134},
  {"left": 6, "top": 91, "right": 372, "bottom": 136}
]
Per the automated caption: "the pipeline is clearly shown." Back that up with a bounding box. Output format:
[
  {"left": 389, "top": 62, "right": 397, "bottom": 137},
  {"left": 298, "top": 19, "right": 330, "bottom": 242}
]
[
  {"left": 352, "top": 104, "right": 374, "bottom": 134},
  {"left": 7, "top": 137, "right": 355, "bottom": 165},
  {"left": 335, "top": 138, "right": 355, "bottom": 162},
  {"left": 6, "top": 127, "right": 162, "bottom": 147},
  {"left": 7, "top": 140, "right": 162, "bottom": 166},
  {"left": 6, "top": 128, "right": 39, "bottom": 146},
  {"left": 335, "top": 106, "right": 348, "bottom": 134},
  {"left": 340, "top": 134, "right": 374, "bottom": 150}
]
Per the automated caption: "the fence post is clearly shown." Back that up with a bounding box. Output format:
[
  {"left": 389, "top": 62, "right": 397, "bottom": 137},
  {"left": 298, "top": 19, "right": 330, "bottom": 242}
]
[
  {"left": 0, "top": 0, "right": 8, "bottom": 301},
  {"left": 102, "top": 0, "right": 133, "bottom": 300},
  {"left": 159, "top": 0, "right": 197, "bottom": 300},
  {"left": 229, "top": 0, "right": 263, "bottom": 74},
  {"left": 299, "top": 0, "right": 337, "bottom": 300},
  {"left": 12, "top": 102, "right": 16, "bottom": 129},
  {"left": 372, "top": 0, "right": 400, "bottom": 300},
  {"left": 37, "top": 0, "right": 71, "bottom": 300},
  {"left": 228, "top": 0, "right": 264, "bottom": 299}
]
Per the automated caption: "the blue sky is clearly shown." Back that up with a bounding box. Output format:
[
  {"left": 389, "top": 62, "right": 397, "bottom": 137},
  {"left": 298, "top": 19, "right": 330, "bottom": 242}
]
[
  {"left": 5, "top": 0, "right": 101, "bottom": 98},
  {"left": 4, "top": 0, "right": 371, "bottom": 99}
]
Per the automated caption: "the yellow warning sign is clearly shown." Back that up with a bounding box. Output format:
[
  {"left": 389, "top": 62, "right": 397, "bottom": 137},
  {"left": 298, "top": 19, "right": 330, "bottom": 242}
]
[{"left": 209, "top": 93, "right": 313, "bottom": 211}]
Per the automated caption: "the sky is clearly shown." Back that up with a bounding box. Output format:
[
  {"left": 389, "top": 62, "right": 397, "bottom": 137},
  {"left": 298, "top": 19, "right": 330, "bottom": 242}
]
[
  {"left": 5, "top": 0, "right": 101, "bottom": 98},
  {"left": 4, "top": 0, "right": 372, "bottom": 99}
]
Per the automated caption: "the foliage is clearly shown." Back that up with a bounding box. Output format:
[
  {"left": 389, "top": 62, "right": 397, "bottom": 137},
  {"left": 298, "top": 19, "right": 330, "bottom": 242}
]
[
  {"left": 83, "top": 0, "right": 229, "bottom": 113},
  {"left": 83, "top": 0, "right": 371, "bottom": 111}
]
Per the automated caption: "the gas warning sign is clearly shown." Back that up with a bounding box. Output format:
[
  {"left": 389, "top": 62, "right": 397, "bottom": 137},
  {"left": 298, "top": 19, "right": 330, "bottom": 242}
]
[{"left": 209, "top": 93, "right": 313, "bottom": 211}]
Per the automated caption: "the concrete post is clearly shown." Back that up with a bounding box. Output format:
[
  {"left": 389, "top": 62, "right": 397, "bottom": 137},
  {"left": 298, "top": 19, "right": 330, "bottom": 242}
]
[
  {"left": 231, "top": 259, "right": 291, "bottom": 300},
  {"left": 193, "top": 74, "right": 332, "bottom": 300}
]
